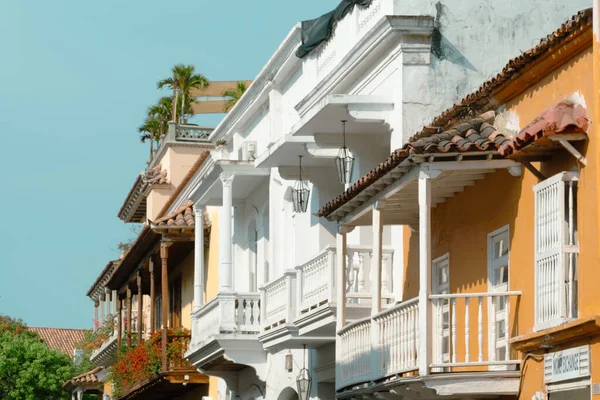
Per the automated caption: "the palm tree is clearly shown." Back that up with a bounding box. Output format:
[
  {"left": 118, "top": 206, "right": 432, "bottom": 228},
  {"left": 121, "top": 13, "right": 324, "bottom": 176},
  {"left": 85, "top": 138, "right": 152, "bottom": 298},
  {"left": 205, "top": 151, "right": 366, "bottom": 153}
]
[
  {"left": 157, "top": 64, "right": 209, "bottom": 123},
  {"left": 138, "top": 117, "right": 162, "bottom": 143},
  {"left": 222, "top": 81, "right": 248, "bottom": 112},
  {"left": 148, "top": 96, "right": 173, "bottom": 137}
]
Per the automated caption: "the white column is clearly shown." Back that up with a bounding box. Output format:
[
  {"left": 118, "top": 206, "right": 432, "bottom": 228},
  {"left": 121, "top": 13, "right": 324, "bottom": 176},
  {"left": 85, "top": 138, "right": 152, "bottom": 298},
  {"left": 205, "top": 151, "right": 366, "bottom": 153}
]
[
  {"left": 98, "top": 295, "right": 104, "bottom": 323},
  {"left": 219, "top": 173, "right": 234, "bottom": 291},
  {"left": 371, "top": 202, "right": 385, "bottom": 315},
  {"left": 418, "top": 169, "right": 439, "bottom": 376},
  {"left": 194, "top": 204, "right": 205, "bottom": 310},
  {"left": 335, "top": 226, "right": 352, "bottom": 387},
  {"left": 112, "top": 290, "right": 118, "bottom": 315},
  {"left": 336, "top": 227, "right": 351, "bottom": 331},
  {"left": 105, "top": 288, "right": 111, "bottom": 317},
  {"left": 94, "top": 301, "right": 99, "bottom": 327}
]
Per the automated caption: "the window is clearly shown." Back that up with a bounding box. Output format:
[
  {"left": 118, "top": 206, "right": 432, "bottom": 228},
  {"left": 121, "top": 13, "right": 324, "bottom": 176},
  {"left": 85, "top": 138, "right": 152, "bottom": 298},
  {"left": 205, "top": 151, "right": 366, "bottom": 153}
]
[
  {"left": 432, "top": 254, "right": 450, "bottom": 369},
  {"left": 488, "top": 226, "right": 509, "bottom": 363},
  {"left": 170, "top": 277, "right": 182, "bottom": 328},
  {"left": 534, "top": 172, "right": 578, "bottom": 331}
]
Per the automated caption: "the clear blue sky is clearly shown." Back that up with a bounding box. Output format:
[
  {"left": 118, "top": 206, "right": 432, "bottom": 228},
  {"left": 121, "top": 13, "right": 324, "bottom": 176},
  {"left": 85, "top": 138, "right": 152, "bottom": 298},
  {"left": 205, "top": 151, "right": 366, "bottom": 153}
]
[{"left": 0, "top": 0, "right": 337, "bottom": 329}]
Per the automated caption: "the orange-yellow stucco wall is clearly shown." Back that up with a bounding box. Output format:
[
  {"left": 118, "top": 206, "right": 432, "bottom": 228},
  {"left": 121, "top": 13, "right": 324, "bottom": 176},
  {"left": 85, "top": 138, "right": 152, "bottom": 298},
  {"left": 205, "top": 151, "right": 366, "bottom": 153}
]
[
  {"left": 402, "top": 45, "right": 598, "bottom": 398},
  {"left": 205, "top": 208, "right": 221, "bottom": 400}
]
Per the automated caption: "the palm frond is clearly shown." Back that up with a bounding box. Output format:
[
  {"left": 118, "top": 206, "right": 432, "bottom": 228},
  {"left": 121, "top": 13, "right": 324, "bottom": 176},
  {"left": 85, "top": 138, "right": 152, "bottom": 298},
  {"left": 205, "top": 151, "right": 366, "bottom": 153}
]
[{"left": 221, "top": 81, "right": 248, "bottom": 112}]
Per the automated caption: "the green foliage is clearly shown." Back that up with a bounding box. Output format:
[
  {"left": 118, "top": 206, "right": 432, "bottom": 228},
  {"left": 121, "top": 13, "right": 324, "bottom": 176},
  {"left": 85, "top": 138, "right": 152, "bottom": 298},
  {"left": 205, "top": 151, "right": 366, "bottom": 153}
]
[
  {"left": 73, "top": 316, "right": 116, "bottom": 375},
  {"left": 111, "top": 327, "right": 190, "bottom": 398},
  {"left": 157, "top": 64, "right": 209, "bottom": 123},
  {"left": 222, "top": 81, "right": 248, "bottom": 112},
  {"left": 0, "top": 315, "right": 74, "bottom": 400}
]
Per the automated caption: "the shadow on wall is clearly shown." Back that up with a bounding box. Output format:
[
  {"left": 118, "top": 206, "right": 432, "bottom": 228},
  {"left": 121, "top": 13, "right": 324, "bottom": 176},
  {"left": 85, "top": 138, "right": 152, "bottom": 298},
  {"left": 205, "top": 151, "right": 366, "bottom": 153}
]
[{"left": 432, "top": 2, "right": 477, "bottom": 72}]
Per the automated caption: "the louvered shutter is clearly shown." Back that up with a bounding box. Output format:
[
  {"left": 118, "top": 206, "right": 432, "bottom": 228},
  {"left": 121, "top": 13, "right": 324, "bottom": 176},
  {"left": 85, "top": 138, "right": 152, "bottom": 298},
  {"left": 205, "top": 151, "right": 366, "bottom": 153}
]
[{"left": 534, "top": 172, "right": 567, "bottom": 331}]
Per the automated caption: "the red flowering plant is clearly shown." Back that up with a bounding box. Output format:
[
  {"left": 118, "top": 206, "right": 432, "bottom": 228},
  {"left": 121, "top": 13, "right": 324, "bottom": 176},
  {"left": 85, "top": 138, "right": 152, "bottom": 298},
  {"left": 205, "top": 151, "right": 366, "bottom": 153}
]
[
  {"left": 73, "top": 315, "right": 116, "bottom": 374},
  {"left": 111, "top": 327, "right": 191, "bottom": 397}
]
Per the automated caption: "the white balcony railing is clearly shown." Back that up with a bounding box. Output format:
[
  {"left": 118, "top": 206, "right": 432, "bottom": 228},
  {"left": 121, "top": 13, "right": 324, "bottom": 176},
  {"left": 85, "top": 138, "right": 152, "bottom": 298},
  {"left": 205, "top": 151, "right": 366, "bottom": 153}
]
[
  {"left": 90, "top": 314, "right": 119, "bottom": 367},
  {"left": 429, "top": 292, "right": 522, "bottom": 369},
  {"left": 296, "top": 245, "right": 394, "bottom": 315},
  {"left": 191, "top": 292, "right": 261, "bottom": 347},
  {"left": 338, "top": 317, "right": 371, "bottom": 389},
  {"left": 337, "top": 292, "right": 521, "bottom": 390},
  {"left": 261, "top": 271, "right": 297, "bottom": 330},
  {"left": 375, "top": 297, "right": 419, "bottom": 377}
]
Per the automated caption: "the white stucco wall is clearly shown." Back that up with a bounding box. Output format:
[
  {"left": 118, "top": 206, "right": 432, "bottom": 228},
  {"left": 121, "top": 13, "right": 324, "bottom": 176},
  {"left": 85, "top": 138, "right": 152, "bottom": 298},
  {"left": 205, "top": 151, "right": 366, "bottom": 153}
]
[{"left": 191, "top": 1, "right": 592, "bottom": 399}]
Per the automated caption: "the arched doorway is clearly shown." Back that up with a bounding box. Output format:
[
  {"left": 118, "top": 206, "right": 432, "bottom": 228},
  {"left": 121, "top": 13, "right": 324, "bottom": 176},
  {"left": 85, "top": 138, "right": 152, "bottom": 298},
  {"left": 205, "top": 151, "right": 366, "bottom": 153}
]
[{"left": 277, "top": 387, "right": 299, "bottom": 400}]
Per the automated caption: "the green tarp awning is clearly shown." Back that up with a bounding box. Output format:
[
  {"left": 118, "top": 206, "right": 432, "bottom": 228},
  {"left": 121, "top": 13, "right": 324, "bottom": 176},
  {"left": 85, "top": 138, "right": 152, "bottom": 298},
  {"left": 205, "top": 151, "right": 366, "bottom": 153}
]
[{"left": 296, "top": 0, "right": 373, "bottom": 59}]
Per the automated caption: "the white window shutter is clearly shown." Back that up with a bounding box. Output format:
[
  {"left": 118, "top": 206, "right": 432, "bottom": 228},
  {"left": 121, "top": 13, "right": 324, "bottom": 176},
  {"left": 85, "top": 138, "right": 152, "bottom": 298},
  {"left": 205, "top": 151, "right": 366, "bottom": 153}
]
[{"left": 534, "top": 172, "right": 567, "bottom": 331}]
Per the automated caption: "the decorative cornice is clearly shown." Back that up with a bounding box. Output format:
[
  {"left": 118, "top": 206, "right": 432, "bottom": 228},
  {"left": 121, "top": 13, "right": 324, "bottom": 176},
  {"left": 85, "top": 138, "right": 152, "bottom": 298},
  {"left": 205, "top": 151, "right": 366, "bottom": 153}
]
[
  {"left": 209, "top": 25, "right": 302, "bottom": 143},
  {"left": 296, "top": 15, "right": 434, "bottom": 117}
]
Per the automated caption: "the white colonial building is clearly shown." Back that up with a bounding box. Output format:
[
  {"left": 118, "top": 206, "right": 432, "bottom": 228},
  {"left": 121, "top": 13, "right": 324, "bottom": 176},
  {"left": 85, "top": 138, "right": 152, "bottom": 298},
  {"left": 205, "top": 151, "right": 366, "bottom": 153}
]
[{"left": 172, "top": 1, "right": 591, "bottom": 400}]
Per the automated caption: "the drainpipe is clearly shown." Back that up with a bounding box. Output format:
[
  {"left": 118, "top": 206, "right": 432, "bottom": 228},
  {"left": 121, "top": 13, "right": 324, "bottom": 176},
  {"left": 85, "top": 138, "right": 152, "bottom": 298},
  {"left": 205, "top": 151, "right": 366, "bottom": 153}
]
[{"left": 594, "top": 1, "right": 600, "bottom": 253}]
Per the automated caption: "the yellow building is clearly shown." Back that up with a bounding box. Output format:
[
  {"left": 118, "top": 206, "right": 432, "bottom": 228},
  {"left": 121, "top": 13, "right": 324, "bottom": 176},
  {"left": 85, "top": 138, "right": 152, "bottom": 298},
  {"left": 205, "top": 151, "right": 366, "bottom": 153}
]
[
  {"left": 81, "top": 123, "right": 221, "bottom": 400},
  {"left": 319, "top": 8, "right": 599, "bottom": 400}
]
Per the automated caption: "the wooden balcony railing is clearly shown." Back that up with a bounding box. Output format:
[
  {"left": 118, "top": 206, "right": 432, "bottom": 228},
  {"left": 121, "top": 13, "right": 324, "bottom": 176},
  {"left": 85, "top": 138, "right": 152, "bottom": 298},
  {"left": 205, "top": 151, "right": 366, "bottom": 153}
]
[
  {"left": 337, "top": 291, "right": 522, "bottom": 390},
  {"left": 158, "top": 332, "right": 193, "bottom": 371}
]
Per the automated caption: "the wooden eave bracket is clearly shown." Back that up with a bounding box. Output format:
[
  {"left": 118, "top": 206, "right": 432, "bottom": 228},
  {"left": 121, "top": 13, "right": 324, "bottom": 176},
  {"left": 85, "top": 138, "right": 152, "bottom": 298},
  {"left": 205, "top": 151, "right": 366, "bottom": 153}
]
[
  {"left": 519, "top": 159, "right": 547, "bottom": 181},
  {"left": 509, "top": 316, "right": 600, "bottom": 352},
  {"left": 549, "top": 135, "right": 587, "bottom": 165}
]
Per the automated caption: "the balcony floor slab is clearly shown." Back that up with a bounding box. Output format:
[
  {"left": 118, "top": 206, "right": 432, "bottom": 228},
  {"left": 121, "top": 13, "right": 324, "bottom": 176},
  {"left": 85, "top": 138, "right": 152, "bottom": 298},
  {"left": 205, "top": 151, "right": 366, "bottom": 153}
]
[{"left": 337, "top": 371, "right": 521, "bottom": 400}]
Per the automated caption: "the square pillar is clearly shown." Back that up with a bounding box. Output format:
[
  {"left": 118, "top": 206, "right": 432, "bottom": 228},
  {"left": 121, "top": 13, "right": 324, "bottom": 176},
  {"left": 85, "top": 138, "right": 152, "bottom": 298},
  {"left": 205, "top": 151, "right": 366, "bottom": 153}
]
[
  {"left": 149, "top": 259, "right": 155, "bottom": 334},
  {"left": 160, "top": 239, "right": 172, "bottom": 372},
  {"left": 193, "top": 204, "right": 206, "bottom": 310},
  {"left": 371, "top": 202, "right": 385, "bottom": 315},
  {"left": 418, "top": 169, "right": 439, "bottom": 376},
  {"left": 336, "top": 226, "right": 354, "bottom": 330},
  {"left": 126, "top": 287, "right": 132, "bottom": 348},
  {"left": 137, "top": 272, "right": 143, "bottom": 341}
]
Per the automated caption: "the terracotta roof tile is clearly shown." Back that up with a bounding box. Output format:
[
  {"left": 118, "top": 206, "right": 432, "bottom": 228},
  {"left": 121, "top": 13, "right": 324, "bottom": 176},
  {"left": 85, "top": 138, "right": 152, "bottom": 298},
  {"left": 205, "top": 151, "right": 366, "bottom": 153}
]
[
  {"left": 318, "top": 111, "right": 506, "bottom": 217},
  {"left": 152, "top": 201, "right": 211, "bottom": 229},
  {"left": 63, "top": 367, "right": 103, "bottom": 389},
  {"left": 317, "top": 9, "right": 592, "bottom": 219},
  {"left": 499, "top": 101, "right": 589, "bottom": 157},
  {"left": 28, "top": 327, "right": 86, "bottom": 358},
  {"left": 409, "top": 8, "right": 592, "bottom": 142}
]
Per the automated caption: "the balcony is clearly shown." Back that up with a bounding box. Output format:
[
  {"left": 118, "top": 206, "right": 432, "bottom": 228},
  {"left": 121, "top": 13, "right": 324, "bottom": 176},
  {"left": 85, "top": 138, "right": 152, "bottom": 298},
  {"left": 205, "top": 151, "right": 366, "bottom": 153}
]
[
  {"left": 148, "top": 122, "right": 213, "bottom": 169},
  {"left": 186, "top": 292, "right": 265, "bottom": 372},
  {"left": 114, "top": 331, "right": 208, "bottom": 400},
  {"left": 258, "top": 245, "right": 393, "bottom": 349},
  {"left": 89, "top": 314, "right": 119, "bottom": 367},
  {"left": 337, "top": 291, "right": 521, "bottom": 396},
  {"left": 90, "top": 311, "right": 144, "bottom": 367}
]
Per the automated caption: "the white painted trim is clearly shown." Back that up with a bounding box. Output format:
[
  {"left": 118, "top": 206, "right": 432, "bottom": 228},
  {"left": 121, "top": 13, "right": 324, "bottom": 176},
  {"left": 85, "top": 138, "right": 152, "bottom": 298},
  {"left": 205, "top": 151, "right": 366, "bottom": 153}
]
[
  {"left": 296, "top": 16, "right": 434, "bottom": 117},
  {"left": 546, "top": 379, "right": 591, "bottom": 393},
  {"left": 431, "top": 253, "right": 450, "bottom": 369},
  {"left": 418, "top": 174, "right": 432, "bottom": 376},
  {"left": 209, "top": 25, "right": 302, "bottom": 143},
  {"left": 487, "top": 224, "right": 510, "bottom": 370}
]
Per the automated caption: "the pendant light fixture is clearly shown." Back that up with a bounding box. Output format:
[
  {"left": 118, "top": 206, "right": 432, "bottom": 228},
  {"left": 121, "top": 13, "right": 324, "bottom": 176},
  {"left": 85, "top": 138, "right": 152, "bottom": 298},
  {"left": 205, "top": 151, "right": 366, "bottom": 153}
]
[
  {"left": 292, "top": 156, "right": 310, "bottom": 213},
  {"left": 335, "top": 120, "right": 354, "bottom": 185},
  {"left": 296, "top": 345, "right": 312, "bottom": 400}
]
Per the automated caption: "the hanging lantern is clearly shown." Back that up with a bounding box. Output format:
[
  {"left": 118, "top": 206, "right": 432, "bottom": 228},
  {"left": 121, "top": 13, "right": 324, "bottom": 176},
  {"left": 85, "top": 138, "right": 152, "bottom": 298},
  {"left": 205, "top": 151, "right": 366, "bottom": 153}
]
[
  {"left": 292, "top": 156, "right": 310, "bottom": 213},
  {"left": 335, "top": 120, "right": 354, "bottom": 185},
  {"left": 296, "top": 345, "right": 312, "bottom": 400}
]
